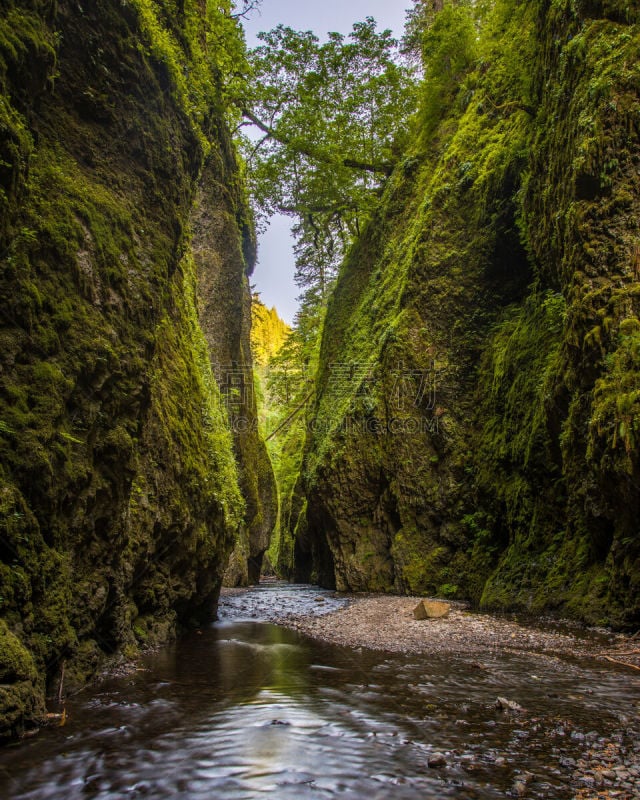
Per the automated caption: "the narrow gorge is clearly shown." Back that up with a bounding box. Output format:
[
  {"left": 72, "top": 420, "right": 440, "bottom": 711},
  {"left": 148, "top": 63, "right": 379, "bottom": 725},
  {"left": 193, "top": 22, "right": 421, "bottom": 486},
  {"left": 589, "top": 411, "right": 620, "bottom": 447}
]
[{"left": 0, "top": 0, "right": 639, "bottom": 769}]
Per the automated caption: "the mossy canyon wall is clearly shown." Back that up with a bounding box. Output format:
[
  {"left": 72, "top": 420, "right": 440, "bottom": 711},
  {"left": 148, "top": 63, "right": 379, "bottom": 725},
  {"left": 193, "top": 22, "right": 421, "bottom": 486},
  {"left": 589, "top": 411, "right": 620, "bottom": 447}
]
[
  {"left": 286, "top": 0, "right": 640, "bottom": 628},
  {"left": 0, "top": 0, "right": 274, "bottom": 739}
]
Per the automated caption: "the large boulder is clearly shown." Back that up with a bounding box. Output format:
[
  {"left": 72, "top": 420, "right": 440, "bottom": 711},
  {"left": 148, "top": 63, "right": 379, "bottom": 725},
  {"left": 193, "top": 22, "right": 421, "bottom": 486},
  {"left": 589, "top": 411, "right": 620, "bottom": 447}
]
[{"left": 413, "top": 600, "right": 451, "bottom": 620}]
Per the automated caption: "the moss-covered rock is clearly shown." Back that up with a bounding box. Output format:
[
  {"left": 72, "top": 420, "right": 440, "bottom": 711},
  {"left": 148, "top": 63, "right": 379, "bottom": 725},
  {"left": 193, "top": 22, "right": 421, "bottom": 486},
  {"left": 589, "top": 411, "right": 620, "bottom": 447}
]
[
  {"left": 0, "top": 620, "right": 43, "bottom": 739},
  {"left": 192, "top": 152, "right": 277, "bottom": 587},
  {"left": 295, "top": 0, "right": 640, "bottom": 628},
  {"left": 0, "top": 0, "right": 272, "bottom": 739},
  {"left": 477, "top": 0, "right": 640, "bottom": 627}
]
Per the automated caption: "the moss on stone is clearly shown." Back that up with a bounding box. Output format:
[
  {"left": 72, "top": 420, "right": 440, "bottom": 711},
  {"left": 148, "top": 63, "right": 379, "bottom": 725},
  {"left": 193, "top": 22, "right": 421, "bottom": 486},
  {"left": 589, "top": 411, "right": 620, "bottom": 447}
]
[
  {"left": 294, "top": 0, "right": 640, "bottom": 628},
  {"left": 0, "top": 619, "right": 43, "bottom": 741},
  {"left": 0, "top": 0, "right": 258, "bottom": 739}
]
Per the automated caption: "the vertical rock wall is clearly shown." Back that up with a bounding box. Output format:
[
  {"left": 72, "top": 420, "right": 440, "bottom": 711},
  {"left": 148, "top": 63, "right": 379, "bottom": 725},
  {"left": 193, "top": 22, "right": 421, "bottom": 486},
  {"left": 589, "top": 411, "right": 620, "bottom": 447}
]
[
  {"left": 0, "top": 0, "right": 274, "bottom": 740},
  {"left": 295, "top": 1, "right": 640, "bottom": 627},
  {"left": 192, "top": 151, "right": 277, "bottom": 587}
]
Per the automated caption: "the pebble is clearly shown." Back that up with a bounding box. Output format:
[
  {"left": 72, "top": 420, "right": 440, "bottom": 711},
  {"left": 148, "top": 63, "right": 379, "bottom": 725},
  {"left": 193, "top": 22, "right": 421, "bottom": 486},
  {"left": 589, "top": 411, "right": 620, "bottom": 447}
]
[
  {"left": 570, "top": 726, "right": 640, "bottom": 797},
  {"left": 428, "top": 753, "right": 447, "bottom": 768}
]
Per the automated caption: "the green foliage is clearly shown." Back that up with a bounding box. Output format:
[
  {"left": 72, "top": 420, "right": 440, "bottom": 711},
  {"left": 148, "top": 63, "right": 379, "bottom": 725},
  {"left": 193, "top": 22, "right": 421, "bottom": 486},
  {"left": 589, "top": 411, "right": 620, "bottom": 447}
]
[
  {"left": 242, "top": 18, "right": 417, "bottom": 297},
  {"left": 250, "top": 294, "right": 290, "bottom": 366},
  {"left": 130, "top": 0, "right": 250, "bottom": 137},
  {"left": 249, "top": 295, "right": 294, "bottom": 560},
  {"left": 477, "top": 291, "right": 566, "bottom": 482},
  {"left": 258, "top": 305, "right": 319, "bottom": 577},
  {"left": 244, "top": 18, "right": 416, "bottom": 205},
  {"left": 0, "top": 617, "right": 43, "bottom": 738},
  {"left": 589, "top": 328, "right": 640, "bottom": 472},
  {"left": 413, "top": 2, "right": 478, "bottom": 138},
  {"left": 0, "top": 5, "right": 55, "bottom": 244}
]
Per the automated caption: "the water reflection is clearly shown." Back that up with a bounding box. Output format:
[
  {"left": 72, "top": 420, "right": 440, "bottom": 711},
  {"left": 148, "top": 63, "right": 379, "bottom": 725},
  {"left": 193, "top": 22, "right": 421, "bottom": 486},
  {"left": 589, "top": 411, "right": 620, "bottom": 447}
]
[{"left": 0, "top": 587, "right": 638, "bottom": 800}]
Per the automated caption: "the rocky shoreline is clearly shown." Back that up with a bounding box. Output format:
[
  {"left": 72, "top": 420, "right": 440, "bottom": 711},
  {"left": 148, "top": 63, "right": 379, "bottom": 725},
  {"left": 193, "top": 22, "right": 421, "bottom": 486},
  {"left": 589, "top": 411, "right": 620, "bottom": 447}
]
[
  {"left": 222, "top": 587, "right": 639, "bottom": 665},
  {"left": 220, "top": 586, "right": 640, "bottom": 799}
]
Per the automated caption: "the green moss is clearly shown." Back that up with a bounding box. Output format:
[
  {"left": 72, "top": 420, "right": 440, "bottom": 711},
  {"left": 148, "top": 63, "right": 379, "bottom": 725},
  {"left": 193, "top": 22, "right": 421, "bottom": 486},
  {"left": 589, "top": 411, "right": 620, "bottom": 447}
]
[
  {"left": 475, "top": 291, "right": 566, "bottom": 492},
  {"left": 391, "top": 534, "right": 449, "bottom": 595},
  {"left": 0, "top": 4, "right": 55, "bottom": 245},
  {"left": 148, "top": 251, "right": 244, "bottom": 533},
  {"left": 589, "top": 329, "right": 640, "bottom": 471},
  {"left": 293, "top": 1, "right": 640, "bottom": 627},
  {"left": 0, "top": 0, "right": 253, "bottom": 738},
  {"left": 0, "top": 619, "right": 44, "bottom": 740},
  {"left": 0, "top": 619, "right": 37, "bottom": 684},
  {"left": 469, "top": 7, "right": 640, "bottom": 625}
]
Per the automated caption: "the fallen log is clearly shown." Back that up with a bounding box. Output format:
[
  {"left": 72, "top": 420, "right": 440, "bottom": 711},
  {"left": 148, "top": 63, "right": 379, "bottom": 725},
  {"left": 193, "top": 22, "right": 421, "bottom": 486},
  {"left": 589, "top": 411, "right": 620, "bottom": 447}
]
[{"left": 601, "top": 655, "right": 640, "bottom": 672}]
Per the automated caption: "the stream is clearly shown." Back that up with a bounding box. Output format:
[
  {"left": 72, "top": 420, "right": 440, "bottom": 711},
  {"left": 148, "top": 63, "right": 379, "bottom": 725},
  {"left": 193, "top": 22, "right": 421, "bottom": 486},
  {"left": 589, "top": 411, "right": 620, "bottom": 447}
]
[{"left": 1, "top": 583, "right": 639, "bottom": 799}]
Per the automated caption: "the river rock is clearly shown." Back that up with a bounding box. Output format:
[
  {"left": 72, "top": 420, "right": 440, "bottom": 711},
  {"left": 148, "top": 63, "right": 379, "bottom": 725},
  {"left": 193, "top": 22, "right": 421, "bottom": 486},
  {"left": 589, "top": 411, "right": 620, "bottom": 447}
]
[
  {"left": 513, "top": 780, "right": 527, "bottom": 796},
  {"left": 413, "top": 600, "right": 451, "bottom": 620},
  {"left": 495, "top": 697, "right": 525, "bottom": 713},
  {"left": 428, "top": 753, "right": 447, "bottom": 768}
]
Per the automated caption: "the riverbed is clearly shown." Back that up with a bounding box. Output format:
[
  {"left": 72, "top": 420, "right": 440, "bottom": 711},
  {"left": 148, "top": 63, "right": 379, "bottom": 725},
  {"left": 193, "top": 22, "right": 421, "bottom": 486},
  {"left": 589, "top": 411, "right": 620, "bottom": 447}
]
[{"left": 1, "top": 583, "right": 639, "bottom": 799}]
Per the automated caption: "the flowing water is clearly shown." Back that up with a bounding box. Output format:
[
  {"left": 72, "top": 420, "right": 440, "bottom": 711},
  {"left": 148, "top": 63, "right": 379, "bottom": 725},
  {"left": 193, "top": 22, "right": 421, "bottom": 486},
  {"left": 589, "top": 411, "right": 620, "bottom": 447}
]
[{"left": 1, "top": 583, "right": 639, "bottom": 799}]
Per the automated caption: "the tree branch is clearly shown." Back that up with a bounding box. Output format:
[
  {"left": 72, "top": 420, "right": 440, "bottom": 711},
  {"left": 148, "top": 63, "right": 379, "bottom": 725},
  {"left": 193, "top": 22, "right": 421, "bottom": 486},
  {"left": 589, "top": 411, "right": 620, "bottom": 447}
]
[
  {"left": 278, "top": 202, "right": 359, "bottom": 215},
  {"left": 265, "top": 391, "right": 314, "bottom": 441},
  {"left": 242, "top": 108, "right": 394, "bottom": 176},
  {"left": 247, "top": 133, "right": 271, "bottom": 165},
  {"left": 485, "top": 95, "right": 535, "bottom": 117},
  {"left": 230, "top": 1, "right": 261, "bottom": 20}
]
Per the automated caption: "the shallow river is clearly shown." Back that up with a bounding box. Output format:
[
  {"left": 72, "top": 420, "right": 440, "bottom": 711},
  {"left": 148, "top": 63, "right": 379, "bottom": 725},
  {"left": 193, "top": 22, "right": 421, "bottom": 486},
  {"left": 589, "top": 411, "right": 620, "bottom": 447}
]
[{"left": 1, "top": 583, "right": 639, "bottom": 799}]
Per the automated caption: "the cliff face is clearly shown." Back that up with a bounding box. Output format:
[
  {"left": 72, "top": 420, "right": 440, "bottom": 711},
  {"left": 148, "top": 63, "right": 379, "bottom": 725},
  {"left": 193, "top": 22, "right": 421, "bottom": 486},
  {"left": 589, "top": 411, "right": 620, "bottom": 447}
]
[
  {"left": 294, "top": 0, "right": 640, "bottom": 627},
  {"left": 0, "top": 0, "right": 274, "bottom": 739},
  {"left": 193, "top": 158, "right": 277, "bottom": 588}
]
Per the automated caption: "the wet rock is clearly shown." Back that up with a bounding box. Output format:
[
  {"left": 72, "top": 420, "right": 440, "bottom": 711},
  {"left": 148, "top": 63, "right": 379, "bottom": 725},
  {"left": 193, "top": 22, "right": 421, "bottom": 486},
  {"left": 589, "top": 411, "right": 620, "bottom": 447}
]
[
  {"left": 513, "top": 772, "right": 535, "bottom": 794},
  {"left": 614, "top": 767, "right": 630, "bottom": 780},
  {"left": 496, "top": 697, "right": 525, "bottom": 713},
  {"left": 428, "top": 753, "right": 447, "bottom": 768}
]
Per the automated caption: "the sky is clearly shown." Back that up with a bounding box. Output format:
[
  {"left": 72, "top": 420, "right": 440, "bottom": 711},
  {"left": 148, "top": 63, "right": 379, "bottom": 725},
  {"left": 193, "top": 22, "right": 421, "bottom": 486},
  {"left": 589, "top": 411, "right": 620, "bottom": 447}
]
[{"left": 242, "top": 0, "right": 411, "bottom": 325}]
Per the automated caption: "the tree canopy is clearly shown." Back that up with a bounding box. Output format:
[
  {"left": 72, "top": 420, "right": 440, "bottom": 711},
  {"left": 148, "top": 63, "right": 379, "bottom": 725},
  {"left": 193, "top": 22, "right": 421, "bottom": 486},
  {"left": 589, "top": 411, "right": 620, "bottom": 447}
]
[
  {"left": 240, "top": 18, "right": 417, "bottom": 311},
  {"left": 250, "top": 295, "right": 290, "bottom": 366}
]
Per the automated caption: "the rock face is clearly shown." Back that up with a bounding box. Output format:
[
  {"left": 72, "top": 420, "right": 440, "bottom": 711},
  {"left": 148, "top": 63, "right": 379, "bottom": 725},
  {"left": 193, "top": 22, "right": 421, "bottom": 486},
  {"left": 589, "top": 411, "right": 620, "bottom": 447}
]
[
  {"left": 0, "top": 0, "right": 274, "bottom": 739},
  {"left": 192, "top": 158, "right": 277, "bottom": 588},
  {"left": 292, "top": 2, "right": 640, "bottom": 627}
]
